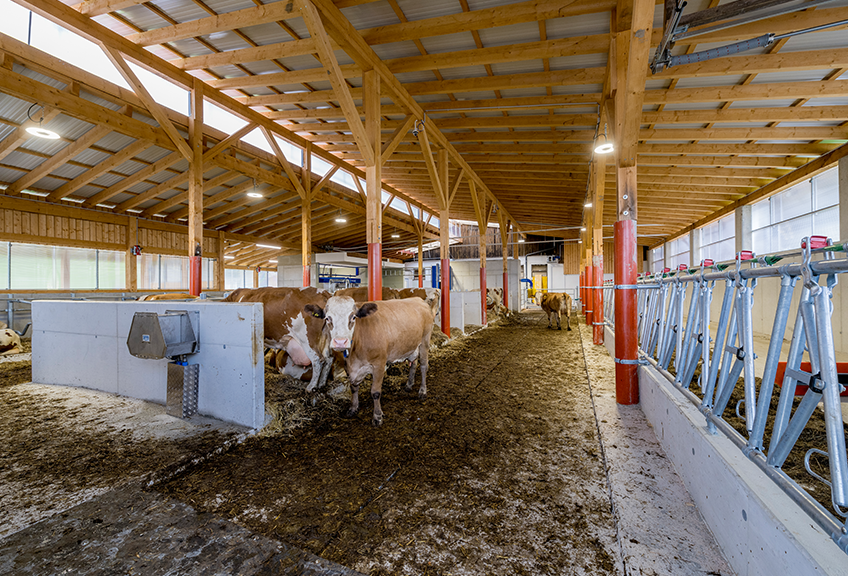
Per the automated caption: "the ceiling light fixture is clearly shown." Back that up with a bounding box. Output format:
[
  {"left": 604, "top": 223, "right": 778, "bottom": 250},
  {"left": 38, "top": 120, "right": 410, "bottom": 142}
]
[
  {"left": 247, "top": 178, "right": 263, "bottom": 198},
  {"left": 257, "top": 244, "right": 281, "bottom": 249},
  {"left": 585, "top": 202, "right": 592, "bottom": 208},
  {"left": 335, "top": 208, "right": 347, "bottom": 223},
  {"left": 518, "top": 238, "right": 525, "bottom": 243},
  {"left": 581, "top": 227, "right": 586, "bottom": 231},
  {"left": 594, "top": 122, "right": 613, "bottom": 155},
  {"left": 25, "top": 104, "right": 60, "bottom": 140}
]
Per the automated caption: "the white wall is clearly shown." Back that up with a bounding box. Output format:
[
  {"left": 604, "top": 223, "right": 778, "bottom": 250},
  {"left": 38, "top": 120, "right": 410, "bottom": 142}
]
[
  {"left": 407, "top": 258, "right": 521, "bottom": 312},
  {"left": 32, "top": 300, "right": 266, "bottom": 429}
]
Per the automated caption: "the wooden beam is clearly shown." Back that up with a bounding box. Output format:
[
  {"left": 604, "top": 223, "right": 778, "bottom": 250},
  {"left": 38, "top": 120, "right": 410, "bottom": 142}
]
[
  {"left": 9, "top": 125, "right": 110, "bottom": 195},
  {"left": 364, "top": 68, "right": 381, "bottom": 246},
  {"left": 297, "top": 0, "right": 374, "bottom": 167},
  {"left": 645, "top": 80, "right": 848, "bottom": 105},
  {"left": 642, "top": 105, "right": 848, "bottom": 124},
  {"left": 166, "top": 179, "right": 257, "bottom": 221},
  {"left": 145, "top": 170, "right": 240, "bottom": 216},
  {"left": 188, "top": 77, "right": 204, "bottom": 257},
  {"left": 176, "top": 39, "right": 317, "bottom": 71},
  {"left": 100, "top": 44, "right": 192, "bottom": 160},
  {"left": 47, "top": 139, "right": 150, "bottom": 201},
  {"left": 204, "top": 122, "right": 257, "bottom": 163},
  {"left": 126, "top": 215, "right": 137, "bottom": 291},
  {"left": 261, "top": 126, "right": 307, "bottom": 199},
  {"left": 82, "top": 150, "right": 182, "bottom": 208},
  {"left": 640, "top": 126, "right": 848, "bottom": 141},
  {"left": 381, "top": 115, "right": 414, "bottom": 164},
  {"left": 0, "top": 106, "right": 62, "bottom": 164},
  {"left": 416, "top": 126, "right": 446, "bottom": 211}
]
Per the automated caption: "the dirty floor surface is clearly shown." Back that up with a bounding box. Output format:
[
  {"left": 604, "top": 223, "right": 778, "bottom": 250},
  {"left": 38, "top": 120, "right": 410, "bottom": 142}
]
[{"left": 0, "top": 313, "right": 732, "bottom": 575}]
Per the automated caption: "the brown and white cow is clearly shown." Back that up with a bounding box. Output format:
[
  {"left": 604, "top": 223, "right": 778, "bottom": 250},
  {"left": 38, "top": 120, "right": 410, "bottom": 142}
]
[
  {"left": 138, "top": 292, "right": 199, "bottom": 301},
  {"left": 307, "top": 295, "right": 434, "bottom": 427},
  {"left": 0, "top": 328, "right": 23, "bottom": 356},
  {"left": 486, "top": 287, "right": 507, "bottom": 316},
  {"left": 538, "top": 292, "right": 573, "bottom": 331},
  {"left": 334, "top": 286, "right": 399, "bottom": 302},
  {"left": 397, "top": 287, "right": 426, "bottom": 300},
  {"left": 224, "top": 286, "right": 332, "bottom": 391}
]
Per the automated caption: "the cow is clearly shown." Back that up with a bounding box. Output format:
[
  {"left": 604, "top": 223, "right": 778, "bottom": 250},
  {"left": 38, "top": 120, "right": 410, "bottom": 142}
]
[
  {"left": 538, "top": 292, "right": 573, "bottom": 331},
  {"left": 306, "top": 295, "right": 435, "bottom": 427},
  {"left": 486, "top": 287, "right": 507, "bottom": 316},
  {"left": 138, "top": 292, "right": 199, "bottom": 301},
  {"left": 0, "top": 328, "right": 22, "bottom": 356},
  {"left": 398, "top": 287, "right": 426, "bottom": 300},
  {"left": 224, "top": 286, "right": 332, "bottom": 392},
  {"left": 334, "top": 286, "right": 399, "bottom": 302}
]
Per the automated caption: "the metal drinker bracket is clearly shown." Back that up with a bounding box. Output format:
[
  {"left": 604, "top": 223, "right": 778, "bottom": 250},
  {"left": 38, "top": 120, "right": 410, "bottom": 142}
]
[{"left": 126, "top": 310, "right": 200, "bottom": 419}]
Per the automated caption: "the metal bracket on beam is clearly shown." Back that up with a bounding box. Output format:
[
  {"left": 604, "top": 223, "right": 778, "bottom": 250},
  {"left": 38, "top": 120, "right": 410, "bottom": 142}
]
[{"left": 614, "top": 357, "right": 650, "bottom": 366}]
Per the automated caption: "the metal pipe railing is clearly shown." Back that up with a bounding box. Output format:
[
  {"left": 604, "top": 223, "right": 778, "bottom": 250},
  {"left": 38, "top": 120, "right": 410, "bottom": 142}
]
[{"left": 604, "top": 236, "right": 848, "bottom": 553}]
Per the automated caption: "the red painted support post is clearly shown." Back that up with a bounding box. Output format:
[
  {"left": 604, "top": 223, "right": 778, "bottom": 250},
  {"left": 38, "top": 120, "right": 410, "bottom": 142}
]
[
  {"left": 593, "top": 254, "right": 604, "bottom": 345},
  {"left": 440, "top": 259, "right": 450, "bottom": 335},
  {"left": 480, "top": 267, "right": 487, "bottom": 325},
  {"left": 614, "top": 219, "right": 639, "bottom": 404},
  {"left": 368, "top": 243, "right": 382, "bottom": 301},
  {"left": 189, "top": 255, "right": 202, "bottom": 296},
  {"left": 580, "top": 269, "right": 586, "bottom": 315},
  {"left": 585, "top": 265, "right": 594, "bottom": 328},
  {"left": 303, "top": 264, "right": 311, "bottom": 288},
  {"left": 502, "top": 271, "right": 509, "bottom": 309}
]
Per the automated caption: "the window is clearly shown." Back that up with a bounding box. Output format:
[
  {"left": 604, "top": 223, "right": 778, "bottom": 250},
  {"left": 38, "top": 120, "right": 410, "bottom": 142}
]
[
  {"left": 667, "top": 235, "right": 690, "bottom": 270},
  {"left": 258, "top": 270, "right": 277, "bottom": 287},
  {"left": 650, "top": 245, "right": 664, "bottom": 273},
  {"left": 751, "top": 167, "right": 839, "bottom": 255},
  {"left": 699, "top": 214, "right": 735, "bottom": 264},
  {"left": 0, "top": 243, "right": 126, "bottom": 290},
  {"left": 138, "top": 254, "right": 216, "bottom": 290},
  {"left": 225, "top": 269, "right": 255, "bottom": 290}
]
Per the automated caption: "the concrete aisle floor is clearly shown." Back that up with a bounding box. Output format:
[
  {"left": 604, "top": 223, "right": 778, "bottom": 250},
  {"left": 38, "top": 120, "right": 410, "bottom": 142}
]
[{"left": 0, "top": 313, "right": 732, "bottom": 575}]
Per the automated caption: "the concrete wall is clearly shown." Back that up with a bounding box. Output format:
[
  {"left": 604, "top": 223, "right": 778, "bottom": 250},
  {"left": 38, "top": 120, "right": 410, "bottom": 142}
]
[
  {"left": 408, "top": 258, "right": 521, "bottom": 312},
  {"left": 32, "top": 300, "right": 265, "bottom": 429}
]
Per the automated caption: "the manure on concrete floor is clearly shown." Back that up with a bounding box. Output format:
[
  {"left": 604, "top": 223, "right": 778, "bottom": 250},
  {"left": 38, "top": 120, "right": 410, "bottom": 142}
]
[{"left": 159, "top": 312, "right": 623, "bottom": 576}]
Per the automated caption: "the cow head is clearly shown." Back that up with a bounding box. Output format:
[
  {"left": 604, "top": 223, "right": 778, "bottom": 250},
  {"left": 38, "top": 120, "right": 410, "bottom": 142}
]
[{"left": 305, "top": 296, "right": 377, "bottom": 352}]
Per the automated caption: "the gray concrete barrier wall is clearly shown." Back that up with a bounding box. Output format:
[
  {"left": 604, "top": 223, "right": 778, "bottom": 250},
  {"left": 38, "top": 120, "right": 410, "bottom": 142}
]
[{"left": 32, "top": 300, "right": 265, "bottom": 429}]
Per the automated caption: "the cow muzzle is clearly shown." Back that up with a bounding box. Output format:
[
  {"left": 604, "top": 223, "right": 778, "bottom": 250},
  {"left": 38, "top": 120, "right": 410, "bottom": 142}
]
[{"left": 331, "top": 338, "right": 351, "bottom": 351}]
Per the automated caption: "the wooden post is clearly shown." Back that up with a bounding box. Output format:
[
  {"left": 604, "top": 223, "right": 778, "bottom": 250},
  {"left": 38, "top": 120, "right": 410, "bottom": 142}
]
[
  {"left": 126, "top": 216, "right": 137, "bottom": 291},
  {"left": 469, "top": 179, "right": 488, "bottom": 325},
  {"left": 217, "top": 230, "right": 226, "bottom": 290},
  {"left": 364, "top": 69, "right": 382, "bottom": 301},
  {"left": 498, "top": 211, "right": 509, "bottom": 309},
  {"left": 438, "top": 148, "right": 450, "bottom": 336},
  {"left": 417, "top": 231, "right": 424, "bottom": 288},
  {"left": 253, "top": 265, "right": 259, "bottom": 288},
  {"left": 592, "top": 148, "right": 607, "bottom": 345},
  {"left": 302, "top": 141, "right": 313, "bottom": 287},
  {"left": 188, "top": 78, "right": 204, "bottom": 296}
]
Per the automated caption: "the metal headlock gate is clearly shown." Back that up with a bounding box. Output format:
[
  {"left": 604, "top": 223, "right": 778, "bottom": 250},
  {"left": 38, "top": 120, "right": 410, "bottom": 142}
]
[{"left": 603, "top": 236, "right": 848, "bottom": 553}]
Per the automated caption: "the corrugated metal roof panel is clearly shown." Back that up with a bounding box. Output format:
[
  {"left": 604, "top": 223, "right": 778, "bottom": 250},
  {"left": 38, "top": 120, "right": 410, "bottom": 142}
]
[
  {"left": 545, "top": 13, "right": 610, "bottom": 38},
  {"left": 728, "top": 99, "right": 798, "bottom": 108},
  {"left": 752, "top": 70, "right": 837, "bottom": 84},
  {"left": 490, "top": 60, "right": 546, "bottom": 76},
  {"left": 660, "top": 102, "right": 721, "bottom": 111},
  {"left": 499, "top": 87, "right": 550, "bottom": 99},
  {"left": 419, "top": 31, "right": 478, "bottom": 55},
  {"left": 435, "top": 65, "right": 489, "bottom": 81},
  {"left": 395, "top": 0, "right": 459, "bottom": 22},
  {"left": 19, "top": 65, "right": 67, "bottom": 90},
  {"left": 645, "top": 78, "right": 672, "bottom": 90},
  {"left": 204, "top": 0, "right": 262, "bottom": 16},
  {"left": 239, "top": 23, "right": 295, "bottom": 49},
  {"left": 466, "top": 0, "right": 522, "bottom": 10},
  {"left": 550, "top": 83, "right": 603, "bottom": 95},
  {"left": 47, "top": 162, "right": 87, "bottom": 181},
  {"left": 276, "top": 53, "right": 323, "bottom": 71},
  {"left": 394, "top": 70, "right": 440, "bottom": 84},
  {"left": 341, "top": 1, "right": 400, "bottom": 29},
  {"left": 804, "top": 97, "right": 848, "bottom": 107},
  {"left": 675, "top": 75, "right": 748, "bottom": 88},
  {"left": 372, "top": 40, "right": 423, "bottom": 60},
  {"left": 107, "top": 5, "right": 167, "bottom": 32},
  {"left": 779, "top": 121, "right": 843, "bottom": 128},
  {"left": 781, "top": 28, "right": 848, "bottom": 53},
  {"left": 549, "top": 54, "right": 607, "bottom": 70},
  {"left": 477, "top": 21, "right": 541, "bottom": 47},
  {"left": 415, "top": 93, "right": 463, "bottom": 103},
  {"left": 651, "top": 123, "right": 708, "bottom": 130}
]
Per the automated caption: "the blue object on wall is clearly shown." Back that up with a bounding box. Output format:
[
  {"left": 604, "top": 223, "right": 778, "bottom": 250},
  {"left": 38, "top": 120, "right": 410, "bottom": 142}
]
[{"left": 431, "top": 264, "right": 439, "bottom": 288}]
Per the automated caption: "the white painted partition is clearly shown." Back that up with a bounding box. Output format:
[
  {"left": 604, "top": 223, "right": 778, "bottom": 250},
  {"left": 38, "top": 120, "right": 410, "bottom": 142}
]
[
  {"left": 603, "top": 326, "right": 848, "bottom": 575},
  {"left": 32, "top": 301, "right": 265, "bottom": 429}
]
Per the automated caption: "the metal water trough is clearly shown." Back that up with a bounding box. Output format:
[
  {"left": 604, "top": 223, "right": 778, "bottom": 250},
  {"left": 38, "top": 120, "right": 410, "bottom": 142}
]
[{"left": 127, "top": 310, "right": 200, "bottom": 418}]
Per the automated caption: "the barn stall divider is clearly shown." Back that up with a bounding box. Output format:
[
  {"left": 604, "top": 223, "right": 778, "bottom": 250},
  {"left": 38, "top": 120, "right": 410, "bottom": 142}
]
[{"left": 602, "top": 236, "right": 848, "bottom": 568}]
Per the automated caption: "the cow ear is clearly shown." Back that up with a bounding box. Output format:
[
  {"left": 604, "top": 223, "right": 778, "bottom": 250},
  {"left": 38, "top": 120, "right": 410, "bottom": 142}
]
[
  {"left": 355, "top": 302, "right": 378, "bottom": 318},
  {"left": 304, "top": 304, "right": 325, "bottom": 319}
]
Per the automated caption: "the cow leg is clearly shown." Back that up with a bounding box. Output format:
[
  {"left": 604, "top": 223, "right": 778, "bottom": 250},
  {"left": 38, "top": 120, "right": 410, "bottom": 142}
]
[
  {"left": 346, "top": 377, "right": 361, "bottom": 418},
  {"left": 317, "top": 356, "right": 333, "bottom": 389},
  {"left": 418, "top": 338, "right": 429, "bottom": 400},
  {"left": 546, "top": 311, "right": 553, "bottom": 328},
  {"left": 371, "top": 364, "right": 387, "bottom": 427},
  {"left": 405, "top": 358, "right": 418, "bottom": 392},
  {"left": 566, "top": 308, "right": 572, "bottom": 331},
  {"left": 556, "top": 311, "right": 562, "bottom": 330}
]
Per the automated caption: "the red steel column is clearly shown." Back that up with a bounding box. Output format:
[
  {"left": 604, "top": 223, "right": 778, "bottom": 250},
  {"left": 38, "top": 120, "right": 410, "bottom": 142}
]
[
  {"left": 585, "top": 265, "right": 594, "bottom": 327},
  {"left": 593, "top": 254, "right": 604, "bottom": 345},
  {"left": 502, "top": 271, "right": 509, "bottom": 308},
  {"left": 440, "top": 260, "right": 450, "bottom": 335},
  {"left": 302, "top": 264, "right": 311, "bottom": 288},
  {"left": 580, "top": 269, "right": 586, "bottom": 315},
  {"left": 189, "top": 255, "right": 202, "bottom": 296},
  {"left": 480, "top": 267, "right": 487, "bottom": 325},
  {"left": 368, "top": 243, "right": 382, "bottom": 301},
  {"left": 614, "top": 219, "right": 638, "bottom": 404}
]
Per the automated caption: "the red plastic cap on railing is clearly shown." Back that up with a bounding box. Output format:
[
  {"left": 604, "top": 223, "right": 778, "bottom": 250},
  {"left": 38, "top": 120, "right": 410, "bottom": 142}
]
[
  {"left": 737, "top": 251, "right": 754, "bottom": 261},
  {"left": 802, "top": 235, "right": 829, "bottom": 250},
  {"left": 702, "top": 259, "right": 714, "bottom": 267},
  {"left": 678, "top": 264, "right": 688, "bottom": 271},
  {"left": 662, "top": 267, "right": 671, "bottom": 274}
]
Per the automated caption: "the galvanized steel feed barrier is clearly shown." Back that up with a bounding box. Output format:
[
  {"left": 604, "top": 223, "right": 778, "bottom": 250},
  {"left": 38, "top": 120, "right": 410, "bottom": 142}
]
[{"left": 603, "top": 237, "right": 848, "bottom": 554}]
